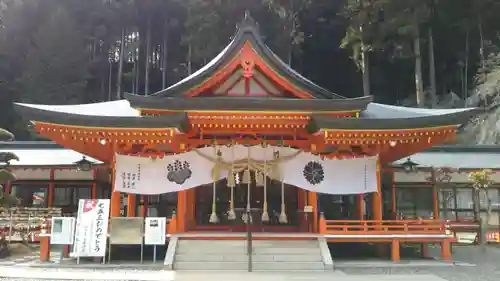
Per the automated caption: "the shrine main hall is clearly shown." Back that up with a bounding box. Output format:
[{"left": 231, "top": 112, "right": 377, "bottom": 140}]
[{"left": 12, "top": 13, "right": 478, "bottom": 269}]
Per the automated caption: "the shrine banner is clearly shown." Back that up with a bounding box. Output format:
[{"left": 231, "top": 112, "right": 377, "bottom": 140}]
[
  {"left": 73, "top": 199, "right": 110, "bottom": 257},
  {"left": 114, "top": 145, "right": 378, "bottom": 195},
  {"left": 280, "top": 154, "right": 378, "bottom": 194},
  {"left": 114, "top": 150, "right": 216, "bottom": 195}
]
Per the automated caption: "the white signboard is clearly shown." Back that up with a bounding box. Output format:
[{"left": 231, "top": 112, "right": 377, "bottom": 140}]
[
  {"left": 144, "top": 217, "right": 166, "bottom": 245},
  {"left": 50, "top": 217, "right": 76, "bottom": 245},
  {"left": 73, "top": 199, "right": 110, "bottom": 257}
]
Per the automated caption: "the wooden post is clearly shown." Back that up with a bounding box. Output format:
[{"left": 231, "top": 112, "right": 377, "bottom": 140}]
[
  {"left": 110, "top": 156, "right": 121, "bottom": 217},
  {"left": 391, "top": 171, "right": 397, "bottom": 219},
  {"left": 421, "top": 243, "right": 429, "bottom": 258},
  {"left": 372, "top": 159, "right": 383, "bottom": 220},
  {"left": 139, "top": 196, "right": 146, "bottom": 217},
  {"left": 177, "top": 191, "right": 187, "bottom": 233},
  {"left": 127, "top": 194, "right": 136, "bottom": 217},
  {"left": 63, "top": 245, "right": 70, "bottom": 258},
  {"left": 431, "top": 169, "right": 439, "bottom": 219},
  {"left": 391, "top": 240, "right": 400, "bottom": 262},
  {"left": 5, "top": 180, "right": 11, "bottom": 194},
  {"left": 39, "top": 236, "right": 50, "bottom": 262},
  {"left": 319, "top": 212, "right": 326, "bottom": 233},
  {"left": 441, "top": 240, "right": 451, "bottom": 261},
  {"left": 91, "top": 169, "right": 98, "bottom": 199},
  {"left": 47, "top": 169, "right": 55, "bottom": 207},
  {"left": 308, "top": 191, "right": 318, "bottom": 232},
  {"left": 356, "top": 194, "right": 364, "bottom": 219}
]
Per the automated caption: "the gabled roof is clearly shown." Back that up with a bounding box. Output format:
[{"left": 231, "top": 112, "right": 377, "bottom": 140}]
[{"left": 149, "top": 12, "right": 343, "bottom": 99}]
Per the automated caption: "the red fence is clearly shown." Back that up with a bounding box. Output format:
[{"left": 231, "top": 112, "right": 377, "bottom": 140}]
[{"left": 319, "top": 218, "right": 447, "bottom": 235}]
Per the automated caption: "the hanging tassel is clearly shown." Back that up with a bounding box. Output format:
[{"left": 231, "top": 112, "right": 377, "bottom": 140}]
[
  {"left": 255, "top": 171, "right": 264, "bottom": 187},
  {"left": 270, "top": 149, "right": 281, "bottom": 180},
  {"left": 261, "top": 145, "right": 269, "bottom": 222},
  {"left": 227, "top": 143, "right": 236, "bottom": 220},
  {"left": 209, "top": 142, "right": 219, "bottom": 223},
  {"left": 242, "top": 169, "right": 251, "bottom": 184},
  {"left": 228, "top": 185, "right": 236, "bottom": 220},
  {"left": 279, "top": 170, "right": 287, "bottom": 223},
  {"left": 227, "top": 171, "right": 236, "bottom": 188}
]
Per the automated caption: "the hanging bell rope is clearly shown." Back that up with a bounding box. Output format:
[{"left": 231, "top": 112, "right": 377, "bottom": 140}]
[
  {"left": 242, "top": 145, "right": 252, "bottom": 224},
  {"left": 278, "top": 138, "right": 288, "bottom": 224},
  {"left": 209, "top": 141, "right": 219, "bottom": 224},
  {"left": 227, "top": 142, "right": 236, "bottom": 220},
  {"left": 255, "top": 171, "right": 264, "bottom": 187},
  {"left": 261, "top": 143, "right": 269, "bottom": 222}
]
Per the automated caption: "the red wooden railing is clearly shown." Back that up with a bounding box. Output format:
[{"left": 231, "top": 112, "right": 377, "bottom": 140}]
[{"left": 319, "top": 218, "right": 447, "bottom": 235}]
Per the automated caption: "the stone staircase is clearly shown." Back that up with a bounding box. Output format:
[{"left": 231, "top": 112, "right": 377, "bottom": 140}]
[{"left": 169, "top": 239, "right": 331, "bottom": 271}]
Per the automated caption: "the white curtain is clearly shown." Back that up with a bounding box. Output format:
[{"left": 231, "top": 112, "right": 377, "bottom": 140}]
[
  {"left": 280, "top": 153, "right": 378, "bottom": 194},
  {"left": 114, "top": 146, "right": 379, "bottom": 195}
]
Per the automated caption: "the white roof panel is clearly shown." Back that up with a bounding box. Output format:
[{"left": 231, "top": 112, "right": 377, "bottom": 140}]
[
  {"left": 1, "top": 149, "right": 102, "bottom": 166},
  {"left": 14, "top": 100, "right": 139, "bottom": 117},
  {"left": 393, "top": 152, "right": 500, "bottom": 169}
]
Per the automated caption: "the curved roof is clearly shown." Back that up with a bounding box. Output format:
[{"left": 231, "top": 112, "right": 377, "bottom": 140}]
[
  {"left": 13, "top": 103, "right": 187, "bottom": 130},
  {"left": 125, "top": 94, "right": 372, "bottom": 112},
  {"left": 14, "top": 100, "right": 478, "bottom": 131},
  {"left": 313, "top": 106, "right": 479, "bottom": 130},
  {"left": 151, "top": 12, "right": 344, "bottom": 99}
]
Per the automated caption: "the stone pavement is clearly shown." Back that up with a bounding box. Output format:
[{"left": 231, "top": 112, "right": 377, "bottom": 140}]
[
  {"left": 4, "top": 245, "right": 500, "bottom": 281},
  {"left": 0, "top": 268, "right": 449, "bottom": 281}
]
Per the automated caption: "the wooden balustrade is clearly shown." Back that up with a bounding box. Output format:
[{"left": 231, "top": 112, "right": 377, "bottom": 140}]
[{"left": 319, "top": 218, "right": 446, "bottom": 235}]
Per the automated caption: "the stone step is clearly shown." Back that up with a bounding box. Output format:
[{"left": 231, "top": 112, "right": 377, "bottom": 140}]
[
  {"left": 175, "top": 254, "right": 323, "bottom": 262},
  {"left": 174, "top": 261, "right": 326, "bottom": 271},
  {"left": 176, "top": 246, "right": 320, "bottom": 255}
]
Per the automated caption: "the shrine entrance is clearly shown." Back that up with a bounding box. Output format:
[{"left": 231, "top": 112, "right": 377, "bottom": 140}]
[{"left": 193, "top": 176, "right": 304, "bottom": 232}]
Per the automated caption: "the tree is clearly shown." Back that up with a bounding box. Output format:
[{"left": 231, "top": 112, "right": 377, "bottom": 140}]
[
  {"left": 469, "top": 169, "right": 495, "bottom": 247},
  {"left": 0, "top": 128, "right": 18, "bottom": 258},
  {"left": 428, "top": 167, "right": 456, "bottom": 220},
  {"left": 17, "top": 5, "right": 90, "bottom": 104}
]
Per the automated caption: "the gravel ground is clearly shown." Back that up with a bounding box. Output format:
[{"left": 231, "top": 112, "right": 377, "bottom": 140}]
[{"left": 0, "top": 245, "right": 498, "bottom": 281}]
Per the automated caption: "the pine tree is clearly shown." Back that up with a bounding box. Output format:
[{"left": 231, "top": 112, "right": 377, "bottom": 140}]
[{"left": 18, "top": 6, "right": 90, "bottom": 104}]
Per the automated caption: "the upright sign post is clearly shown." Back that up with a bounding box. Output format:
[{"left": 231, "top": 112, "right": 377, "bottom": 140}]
[
  {"left": 50, "top": 217, "right": 76, "bottom": 263},
  {"left": 144, "top": 217, "right": 167, "bottom": 263},
  {"left": 73, "top": 199, "right": 110, "bottom": 264}
]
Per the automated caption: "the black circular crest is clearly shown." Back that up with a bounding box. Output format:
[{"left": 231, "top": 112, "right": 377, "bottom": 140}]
[{"left": 303, "top": 161, "right": 324, "bottom": 185}]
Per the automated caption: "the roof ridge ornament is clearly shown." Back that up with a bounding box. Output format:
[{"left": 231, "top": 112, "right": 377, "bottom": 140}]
[{"left": 238, "top": 10, "right": 259, "bottom": 32}]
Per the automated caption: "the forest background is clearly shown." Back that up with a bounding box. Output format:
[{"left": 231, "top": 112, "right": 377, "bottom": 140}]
[{"left": 0, "top": 0, "right": 499, "bottom": 143}]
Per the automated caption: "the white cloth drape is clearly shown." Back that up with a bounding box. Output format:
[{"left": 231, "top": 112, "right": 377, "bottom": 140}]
[
  {"left": 280, "top": 153, "right": 378, "bottom": 194},
  {"left": 114, "top": 146, "right": 378, "bottom": 195},
  {"left": 114, "top": 151, "right": 216, "bottom": 195}
]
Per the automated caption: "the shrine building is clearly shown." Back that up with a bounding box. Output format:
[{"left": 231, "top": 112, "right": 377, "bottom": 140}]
[{"left": 12, "top": 13, "right": 479, "bottom": 266}]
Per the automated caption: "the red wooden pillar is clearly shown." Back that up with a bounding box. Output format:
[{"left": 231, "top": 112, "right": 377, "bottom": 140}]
[
  {"left": 441, "top": 240, "right": 452, "bottom": 262},
  {"left": 372, "top": 159, "right": 383, "bottom": 220},
  {"left": 91, "top": 169, "right": 98, "bottom": 199},
  {"left": 110, "top": 154, "right": 122, "bottom": 217},
  {"left": 4, "top": 181, "right": 11, "bottom": 194},
  {"left": 127, "top": 194, "right": 136, "bottom": 217},
  {"left": 47, "top": 169, "right": 55, "bottom": 207},
  {"left": 177, "top": 191, "right": 187, "bottom": 233},
  {"left": 356, "top": 194, "right": 364, "bottom": 220},
  {"left": 308, "top": 191, "right": 318, "bottom": 232},
  {"left": 391, "top": 240, "right": 400, "bottom": 262},
  {"left": 39, "top": 236, "right": 50, "bottom": 262},
  {"left": 391, "top": 172, "right": 397, "bottom": 219}
]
